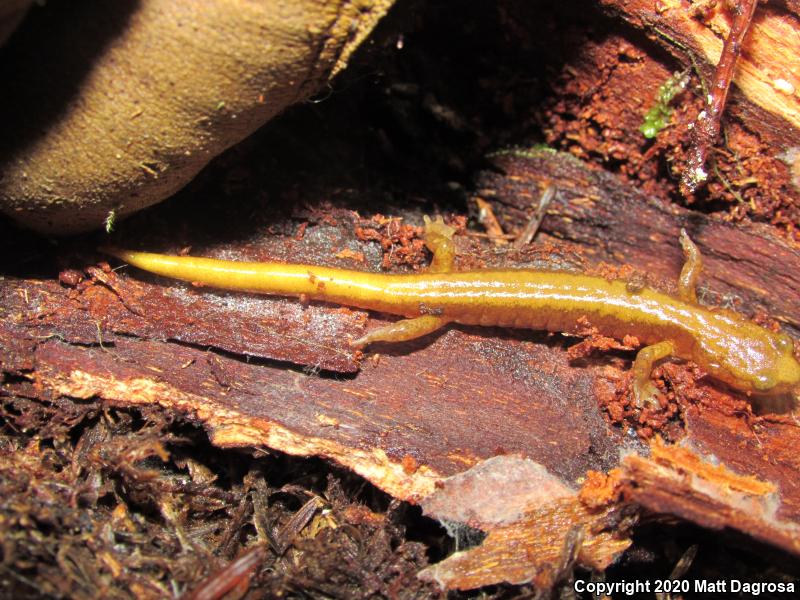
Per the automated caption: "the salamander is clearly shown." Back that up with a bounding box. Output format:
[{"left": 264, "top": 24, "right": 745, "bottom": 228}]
[{"left": 102, "top": 217, "right": 800, "bottom": 406}]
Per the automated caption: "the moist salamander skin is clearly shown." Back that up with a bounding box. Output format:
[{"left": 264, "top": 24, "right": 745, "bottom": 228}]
[{"left": 102, "top": 223, "right": 800, "bottom": 405}]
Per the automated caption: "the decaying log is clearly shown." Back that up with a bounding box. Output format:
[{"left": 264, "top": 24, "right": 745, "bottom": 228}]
[
  {"left": 5, "top": 1, "right": 800, "bottom": 594},
  {"left": 620, "top": 439, "right": 800, "bottom": 557},
  {"left": 541, "top": 0, "right": 800, "bottom": 233},
  {"left": 418, "top": 457, "right": 633, "bottom": 590},
  {"left": 3, "top": 148, "right": 800, "bottom": 588},
  {"left": 600, "top": 0, "right": 800, "bottom": 147}
]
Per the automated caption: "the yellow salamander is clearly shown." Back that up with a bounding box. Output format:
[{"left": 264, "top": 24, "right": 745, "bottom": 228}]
[{"left": 103, "top": 217, "right": 800, "bottom": 406}]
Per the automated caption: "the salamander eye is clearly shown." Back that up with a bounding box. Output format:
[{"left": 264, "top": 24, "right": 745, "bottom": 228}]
[
  {"left": 754, "top": 374, "right": 775, "bottom": 391},
  {"left": 774, "top": 334, "right": 793, "bottom": 352}
]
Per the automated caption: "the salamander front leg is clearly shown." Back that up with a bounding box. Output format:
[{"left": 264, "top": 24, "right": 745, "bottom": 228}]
[
  {"left": 350, "top": 315, "right": 450, "bottom": 349},
  {"left": 350, "top": 217, "right": 454, "bottom": 350},
  {"left": 423, "top": 215, "right": 457, "bottom": 273},
  {"left": 632, "top": 340, "right": 675, "bottom": 407},
  {"left": 678, "top": 228, "right": 703, "bottom": 303}
]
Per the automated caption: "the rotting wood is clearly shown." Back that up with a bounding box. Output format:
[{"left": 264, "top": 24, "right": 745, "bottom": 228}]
[
  {"left": 3, "top": 150, "right": 800, "bottom": 588},
  {"left": 418, "top": 455, "right": 632, "bottom": 590},
  {"left": 620, "top": 439, "right": 800, "bottom": 557},
  {"left": 4, "top": 2, "right": 800, "bottom": 594},
  {"left": 599, "top": 0, "right": 800, "bottom": 147},
  {"left": 545, "top": 1, "right": 800, "bottom": 234},
  {"left": 680, "top": 0, "right": 759, "bottom": 195}
]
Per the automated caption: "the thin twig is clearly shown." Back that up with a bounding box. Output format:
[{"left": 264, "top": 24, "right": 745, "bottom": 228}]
[
  {"left": 680, "top": 0, "right": 758, "bottom": 196},
  {"left": 513, "top": 185, "right": 556, "bottom": 249},
  {"left": 180, "top": 545, "right": 267, "bottom": 600},
  {"left": 475, "top": 196, "right": 508, "bottom": 245}
]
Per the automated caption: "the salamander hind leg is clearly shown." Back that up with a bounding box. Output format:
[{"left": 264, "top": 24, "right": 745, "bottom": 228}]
[
  {"left": 678, "top": 228, "right": 703, "bottom": 303},
  {"left": 632, "top": 340, "right": 675, "bottom": 408},
  {"left": 350, "top": 315, "right": 450, "bottom": 349},
  {"left": 423, "top": 215, "right": 457, "bottom": 273}
]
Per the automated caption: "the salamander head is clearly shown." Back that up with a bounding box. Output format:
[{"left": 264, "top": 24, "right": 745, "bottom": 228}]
[
  {"left": 700, "top": 325, "right": 800, "bottom": 398},
  {"left": 744, "top": 332, "right": 800, "bottom": 396}
]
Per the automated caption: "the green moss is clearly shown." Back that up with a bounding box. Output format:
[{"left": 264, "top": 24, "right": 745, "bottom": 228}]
[{"left": 640, "top": 70, "right": 690, "bottom": 139}]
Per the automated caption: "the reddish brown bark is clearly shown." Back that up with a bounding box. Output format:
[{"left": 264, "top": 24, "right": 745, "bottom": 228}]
[{"left": 4, "top": 150, "right": 800, "bottom": 589}]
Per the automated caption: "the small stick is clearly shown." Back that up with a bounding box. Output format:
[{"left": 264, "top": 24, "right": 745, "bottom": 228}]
[
  {"left": 475, "top": 197, "right": 508, "bottom": 245},
  {"left": 181, "top": 545, "right": 267, "bottom": 600},
  {"left": 513, "top": 185, "right": 556, "bottom": 249},
  {"left": 680, "top": 0, "right": 758, "bottom": 196}
]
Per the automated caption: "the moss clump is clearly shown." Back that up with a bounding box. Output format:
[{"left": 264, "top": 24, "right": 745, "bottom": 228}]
[{"left": 639, "top": 70, "right": 690, "bottom": 139}]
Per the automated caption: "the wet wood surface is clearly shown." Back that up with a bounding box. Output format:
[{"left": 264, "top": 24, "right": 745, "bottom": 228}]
[
  {"left": 599, "top": 0, "right": 800, "bottom": 149},
  {"left": 3, "top": 149, "right": 800, "bottom": 587}
]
